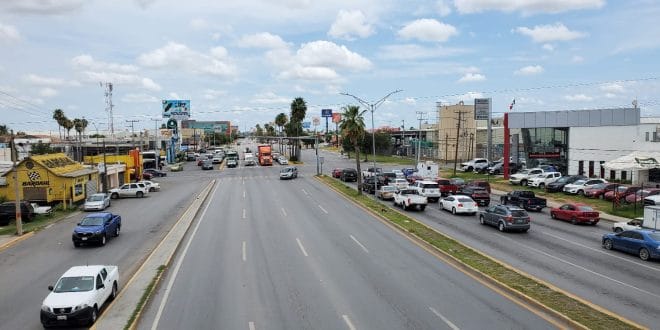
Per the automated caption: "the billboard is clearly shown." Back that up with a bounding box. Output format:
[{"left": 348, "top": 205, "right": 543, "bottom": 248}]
[
  {"left": 162, "top": 100, "right": 191, "bottom": 120},
  {"left": 474, "top": 98, "right": 491, "bottom": 120},
  {"left": 332, "top": 113, "right": 342, "bottom": 123},
  {"left": 321, "top": 109, "right": 332, "bottom": 117},
  {"left": 302, "top": 122, "right": 311, "bottom": 129}
]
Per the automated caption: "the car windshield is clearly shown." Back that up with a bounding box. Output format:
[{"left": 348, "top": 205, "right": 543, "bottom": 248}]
[
  {"left": 589, "top": 183, "right": 606, "bottom": 189},
  {"left": 401, "top": 189, "right": 417, "bottom": 195},
  {"left": 437, "top": 179, "right": 450, "bottom": 185},
  {"left": 450, "top": 178, "right": 465, "bottom": 184},
  {"left": 421, "top": 183, "right": 438, "bottom": 189},
  {"left": 510, "top": 210, "right": 528, "bottom": 217},
  {"left": 88, "top": 195, "right": 105, "bottom": 202},
  {"left": 648, "top": 233, "right": 660, "bottom": 241},
  {"left": 53, "top": 276, "right": 95, "bottom": 293},
  {"left": 79, "top": 217, "right": 104, "bottom": 226},
  {"left": 383, "top": 186, "right": 397, "bottom": 192},
  {"left": 572, "top": 180, "right": 586, "bottom": 185},
  {"left": 458, "top": 198, "right": 473, "bottom": 203},
  {"left": 577, "top": 206, "right": 594, "bottom": 211}
]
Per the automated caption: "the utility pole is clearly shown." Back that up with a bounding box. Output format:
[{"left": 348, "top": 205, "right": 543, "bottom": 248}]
[
  {"left": 453, "top": 110, "right": 464, "bottom": 176},
  {"left": 445, "top": 133, "right": 449, "bottom": 164},
  {"left": 126, "top": 120, "right": 139, "bottom": 149},
  {"left": 102, "top": 139, "right": 108, "bottom": 193},
  {"left": 401, "top": 119, "right": 405, "bottom": 156},
  {"left": 102, "top": 82, "right": 115, "bottom": 141},
  {"left": 151, "top": 118, "right": 160, "bottom": 151},
  {"left": 416, "top": 111, "right": 426, "bottom": 168},
  {"left": 10, "top": 130, "right": 23, "bottom": 236}
]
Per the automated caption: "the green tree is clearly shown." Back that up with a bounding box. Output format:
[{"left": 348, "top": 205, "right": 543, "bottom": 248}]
[
  {"left": 31, "top": 141, "right": 55, "bottom": 155},
  {"left": 340, "top": 105, "right": 367, "bottom": 194},
  {"left": 0, "top": 125, "right": 9, "bottom": 136},
  {"left": 52, "top": 109, "right": 65, "bottom": 140},
  {"left": 63, "top": 119, "right": 74, "bottom": 139},
  {"left": 275, "top": 113, "right": 287, "bottom": 136},
  {"left": 255, "top": 124, "right": 263, "bottom": 137},
  {"left": 288, "top": 97, "right": 307, "bottom": 160}
]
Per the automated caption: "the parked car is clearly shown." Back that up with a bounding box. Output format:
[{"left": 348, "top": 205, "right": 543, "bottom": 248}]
[
  {"left": 83, "top": 193, "right": 111, "bottom": 211},
  {"left": 602, "top": 230, "right": 660, "bottom": 261},
  {"left": 109, "top": 183, "right": 149, "bottom": 199},
  {"left": 332, "top": 168, "right": 343, "bottom": 178},
  {"left": 603, "top": 185, "right": 640, "bottom": 201},
  {"left": 473, "top": 160, "right": 496, "bottom": 174},
  {"left": 528, "top": 172, "right": 562, "bottom": 189},
  {"left": 509, "top": 168, "right": 545, "bottom": 186},
  {"left": 435, "top": 178, "right": 458, "bottom": 196},
  {"left": 612, "top": 218, "right": 643, "bottom": 233},
  {"left": 0, "top": 201, "right": 35, "bottom": 225},
  {"left": 141, "top": 172, "right": 153, "bottom": 180},
  {"left": 72, "top": 212, "right": 121, "bottom": 247},
  {"left": 226, "top": 159, "right": 238, "bottom": 168},
  {"left": 201, "top": 160, "right": 214, "bottom": 170},
  {"left": 457, "top": 186, "right": 490, "bottom": 206},
  {"left": 143, "top": 168, "right": 167, "bottom": 177},
  {"left": 479, "top": 204, "right": 531, "bottom": 232},
  {"left": 545, "top": 175, "right": 587, "bottom": 193},
  {"left": 31, "top": 203, "right": 53, "bottom": 215},
  {"left": 361, "top": 166, "right": 382, "bottom": 179},
  {"left": 625, "top": 188, "right": 660, "bottom": 204},
  {"left": 362, "top": 176, "right": 385, "bottom": 194},
  {"left": 279, "top": 166, "right": 298, "bottom": 180},
  {"left": 376, "top": 185, "right": 398, "bottom": 200},
  {"left": 440, "top": 195, "right": 478, "bottom": 215},
  {"left": 465, "top": 180, "right": 491, "bottom": 194},
  {"left": 40, "top": 265, "right": 119, "bottom": 327},
  {"left": 460, "top": 158, "right": 488, "bottom": 172},
  {"left": 500, "top": 190, "right": 546, "bottom": 211},
  {"left": 392, "top": 188, "right": 427, "bottom": 211},
  {"left": 340, "top": 168, "right": 358, "bottom": 182},
  {"left": 410, "top": 180, "right": 442, "bottom": 202},
  {"left": 583, "top": 183, "right": 619, "bottom": 199},
  {"left": 550, "top": 203, "right": 600, "bottom": 225},
  {"left": 488, "top": 162, "right": 522, "bottom": 175},
  {"left": 563, "top": 178, "right": 608, "bottom": 195},
  {"left": 391, "top": 178, "right": 409, "bottom": 190},
  {"left": 644, "top": 194, "right": 660, "bottom": 206},
  {"left": 138, "top": 180, "right": 160, "bottom": 192}
]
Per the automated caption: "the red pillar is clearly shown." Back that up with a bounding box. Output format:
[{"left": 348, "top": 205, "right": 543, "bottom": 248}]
[{"left": 503, "top": 113, "right": 510, "bottom": 180}]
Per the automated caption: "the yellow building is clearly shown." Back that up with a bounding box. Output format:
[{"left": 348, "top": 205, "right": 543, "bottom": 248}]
[{"left": 0, "top": 153, "right": 98, "bottom": 204}]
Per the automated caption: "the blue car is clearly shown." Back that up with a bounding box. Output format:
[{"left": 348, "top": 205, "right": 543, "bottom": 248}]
[{"left": 602, "top": 230, "right": 660, "bottom": 261}]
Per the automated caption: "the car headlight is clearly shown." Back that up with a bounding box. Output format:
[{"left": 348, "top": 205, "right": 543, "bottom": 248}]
[
  {"left": 73, "top": 303, "right": 89, "bottom": 312},
  {"left": 95, "top": 230, "right": 103, "bottom": 235},
  {"left": 41, "top": 305, "right": 51, "bottom": 312},
  {"left": 656, "top": 245, "right": 660, "bottom": 250}
]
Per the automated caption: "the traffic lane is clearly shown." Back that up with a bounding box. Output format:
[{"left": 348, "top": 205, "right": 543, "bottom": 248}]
[
  {"left": 391, "top": 199, "right": 660, "bottom": 327},
  {"left": 279, "top": 176, "right": 557, "bottom": 329},
  {"left": 0, "top": 170, "right": 208, "bottom": 330}
]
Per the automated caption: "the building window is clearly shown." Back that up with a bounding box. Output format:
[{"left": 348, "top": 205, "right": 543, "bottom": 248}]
[
  {"left": 600, "top": 161, "right": 605, "bottom": 178},
  {"left": 578, "top": 161, "right": 584, "bottom": 176},
  {"left": 610, "top": 170, "right": 615, "bottom": 180},
  {"left": 74, "top": 183, "right": 84, "bottom": 197},
  {"left": 647, "top": 132, "right": 650, "bottom": 141},
  {"left": 588, "top": 161, "right": 594, "bottom": 177},
  {"left": 621, "top": 171, "right": 627, "bottom": 181}
]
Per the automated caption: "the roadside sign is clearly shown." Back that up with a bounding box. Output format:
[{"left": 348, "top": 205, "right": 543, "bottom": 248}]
[
  {"left": 303, "top": 122, "right": 311, "bottom": 128},
  {"left": 474, "top": 98, "right": 491, "bottom": 120},
  {"left": 321, "top": 109, "right": 332, "bottom": 117}
]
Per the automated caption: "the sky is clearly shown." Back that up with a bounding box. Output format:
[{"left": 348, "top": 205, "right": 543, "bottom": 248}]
[{"left": 1, "top": 0, "right": 659, "bottom": 135}]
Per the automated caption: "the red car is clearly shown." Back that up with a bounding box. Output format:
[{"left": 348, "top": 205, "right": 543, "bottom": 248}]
[
  {"left": 406, "top": 175, "right": 424, "bottom": 184},
  {"left": 625, "top": 188, "right": 660, "bottom": 204},
  {"left": 603, "top": 186, "right": 640, "bottom": 201},
  {"left": 583, "top": 183, "right": 618, "bottom": 199},
  {"left": 332, "top": 168, "right": 343, "bottom": 178},
  {"left": 435, "top": 178, "right": 458, "bottom": 196},
  {"left": 550, "top": 203, "right": 600, "bottom": 225}
]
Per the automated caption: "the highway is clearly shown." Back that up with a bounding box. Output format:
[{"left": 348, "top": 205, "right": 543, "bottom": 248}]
[
  {"left": 319, "top": 147, "right": 660, "bottom": 328},
  {"left": 138, "top": 143, "right": 557, "bottom": 330}
]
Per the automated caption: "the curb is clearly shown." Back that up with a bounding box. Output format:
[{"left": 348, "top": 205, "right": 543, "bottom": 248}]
[
  {"left": 92, "top": 180, "right": 216, "bottom": 330},
  {"left": 0, "top": 231, "right": 35, "bottom": 252}
]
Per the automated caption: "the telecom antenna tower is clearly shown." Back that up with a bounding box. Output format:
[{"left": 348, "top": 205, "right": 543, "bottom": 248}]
[{"left": 102, "top": 82, "right": 115, "bottom": 139}]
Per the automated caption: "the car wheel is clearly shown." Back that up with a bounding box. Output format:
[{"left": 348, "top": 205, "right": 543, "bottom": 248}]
[
  {"left": 479, "top": 215, "right": 485, "bottom": 225},
  {"left": 550, "top": 212, "right": 556, "bottom": 219},
  {"left": 110, "top": 282, "right": 118, "bottom": 300},
  {"left": 614, "top": 227, "right": 623, "bottom": 233},
  {"left": 639, "top": 248, "right": 651, "bottom": 261},
  {"left": 439, "top": 202, "right": 444, "bottom": 211},
  {"left": 136, "top": 191, "right": 144, "bottom": 198},
  {"left": 571, "top": 217, "right": 577, "bottom": 225},
  {"left": 539, "top": 183, "right": 545, "bottom": 189},
  {"left": 498, "top": 221, "right": 506, "bottom": 232},
  {"left": 420, "top": 205, "right": 426, "bottom": 211},
  {"left": 452, "top": 207, "right": 456, "bottom": 215},
  {"left": 100, "top": 234, "right": 106, "bottom": 246},
  {"left": 107, "top": 201, "right": 111, "bottom": 208},
  {"left": 603, "top": 238, "right": 613, "bottom": 250},
  {"left": 89, "top": 306, "right": 98, "bottom": 325},
  {"left": 521, "top": 229, "right": 529, "bottom": 233},
  {"left": 111, "top": 193, "right": 119, "bottom": 199},
  {"left": 521, "top": 179, "right": 527, "bottom": 186},
  {"left": 114, "top": 226, "right": 120, "bottom": 237},
  {"left": 73, "top": 241, "right": 80, "bottom": 248}
]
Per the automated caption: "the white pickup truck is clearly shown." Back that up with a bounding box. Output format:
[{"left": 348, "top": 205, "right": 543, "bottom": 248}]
[
  {"left": 393, "top": 188, "right": 428, "bottom": 211},
  {"left": 41, "top": 265, "right": 119, "bottom": 327}
]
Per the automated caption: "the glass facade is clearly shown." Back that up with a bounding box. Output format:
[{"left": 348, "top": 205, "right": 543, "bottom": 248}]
[{"left": 521, "top": 127, "right": 569, "bottom": 174}]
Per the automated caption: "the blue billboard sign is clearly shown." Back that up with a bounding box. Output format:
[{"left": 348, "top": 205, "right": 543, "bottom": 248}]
[
  {"left": 302, "top": 122, "right": 311, "bottom": 129},
  {"left": 162, "top": 100, "right": 190, "bottom": 120},
  {"left": 321, "top": 109, "right": 332, "bottom": 117}
]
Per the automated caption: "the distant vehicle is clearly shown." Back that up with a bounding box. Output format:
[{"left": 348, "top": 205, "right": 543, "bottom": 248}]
[
  {"left": 440, "top": 195, "right": 478, "bottom": 215},
  {"left": 361, "top": 167, "right": 382, "bottom": 179},
  {"left": 376, "top": 185, "right": 398, "bottom": 200},
  {"left": 279, "top": 166, "right": 298, "bottom": 180},
  {"left": 391, "top": 169, "right": 405, "bottom": 178},
  {"left": 83, "top": 193, "right": 111, "bottom": 211},
  {"left": 392, "top": 188, "right": 427, "bottom": 211},
  {"left": 72, "top": 212, "right": 121, "bottom": 247},
  {"left": 460, "top": 158, "right": 488, "bottom": 172},
  {"left": 109, "top": 183, "right": 149, "bottom": 199},
  {"left": 528, "top": 172, "right": 562, "bottom": 189},
  {"left": 509, "top": 168, "right": 545, "bottom": 186},
  {"left": 583, "top": 183, "right": 618, "bottom": 199},
  {"left": 332, "top": 168, "right": 343, "bottom": 178},
  {"left": 602, "top": 230, "right": 660, "bottom": 261},
  {"left": 563, "top": 178, "right": 608, "bottom": 195},
  {"left": 41, "top": 265, "right": 119, "bottom": 327},
  {"left": 457, "top": 186, "right": 490, "bottom": 206},
  {"left": 410, "top": 180, "right": 442, "bottom": 202},
  {"left": 143, "top": 168, "right": 167, "bottom": 177},
  {"left": 226, "top": 159, "right": 238, "bottom": 168},
  {"left": 550, "top": 203, "right": 600, "bottom": 225},
  {"left": 479, "top": 204, "right": 530, "bottom": 232},
  {"left": 212, "top": 155, "right": 223, "bottom": 164},
  {"left": 500, "top": 190, "right": 546, "bottom": 211},
  {"left": 340, "top": 168, "right": 358, "bottom": 182},
  {"left": 603, "top": 186, "right": 640, "bottom": 201},
  {"left": 391, "top": 178, "right": 409, "bottom": 190},
  {"left": 362, "top": 176, "right": 385, "bottom": 194},
  {"left": 625, "top": 188, "right": 660, "bottom": 204},
  {"left": 276, "top": 156, "right": 288, "bottom": 165},
  {"left": 435, "top": 178, "right": 458, "bottom": 196},
  {"left": 138, "top": 180, "right": 160, "bottom": 192},
  {"left": 545, "top": 175, "right": 587, "bottom": 193},
  {"left": 449, "top": 177, "right": 466, "bottom": 189},
  {"left": 612, "top": 218, "right": 643, "bottom": 233},
  {"left": 257, "top": 145, "right": 273, "bottom": 166},
  {"left": 201, "top": 160, "right": 214, "bottom": 170},
  {"left": 645, "top": 194, "right": 660, "bottom": 206},
  {"left": 0, "top": 201, "right": 35, "bottom": 225},
  {"left": 464, "top": 180, "right": 491, "bottom": 194}
]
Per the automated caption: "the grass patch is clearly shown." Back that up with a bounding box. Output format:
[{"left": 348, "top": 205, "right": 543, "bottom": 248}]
[
  {"left": 0, "top": 208, "right": 78, "bottom": 236},
  {"left": 343, "top": 153, "right": 416, "bottom": 165},
  {"left": 124, "top": 265, "right": 166, "bottom": 330},
  {"left": 318, "top": 175, "right": 640, "bottom": 330}
]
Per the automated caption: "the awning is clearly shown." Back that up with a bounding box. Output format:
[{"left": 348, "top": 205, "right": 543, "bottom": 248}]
[{"left": 603, "top": 151, "right": 660, "bottom": 171}]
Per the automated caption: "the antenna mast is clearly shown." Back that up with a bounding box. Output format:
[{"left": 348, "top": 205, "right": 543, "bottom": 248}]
[{"left": 102, "top": 82, "right": 115, "bottom": 139}]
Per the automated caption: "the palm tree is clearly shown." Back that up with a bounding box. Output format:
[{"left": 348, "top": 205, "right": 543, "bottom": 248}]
[
  {"left": 63, "top": 118, "right": 74, "bottom": 140},
  {"left": 73, "top": 119, "right": 83, "bottom": 141},
  {"left": 340, "top": 105, "right": 367, "bottom": 194},
  {"left": 0, "top": 125, "right": 9, "bottom": 136},
  {"left": 275, "top": 113, "right": 287, "bottom": 136},
  {"left": 289, "top": 97, "right": 307, "bottom": 160},
  {"left": 52, "top": 109, "right": 65, "bottom": 140}
]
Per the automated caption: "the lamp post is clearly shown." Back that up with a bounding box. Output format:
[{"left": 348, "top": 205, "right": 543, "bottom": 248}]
[{"left": 340, "top": 89, "right": 403, "bottom": 194}]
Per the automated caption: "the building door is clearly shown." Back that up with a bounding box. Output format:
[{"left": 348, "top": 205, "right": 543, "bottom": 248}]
[
  {"left": 588, "top": 161, "right": 594, "bottom": 177},
  {"left": 578, "top": 161, "right": 584, "bottom": 176},
  {"left": 600, "top": 161, "right": 605, "bottom": 178}
]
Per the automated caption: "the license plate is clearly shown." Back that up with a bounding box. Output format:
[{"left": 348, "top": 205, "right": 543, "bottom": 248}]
[
  {"left": 82, "top": 237, "right": 87, "bottom": 241},
  {"left": 57, "top": 315, "right": 67, "bottom": 320}
]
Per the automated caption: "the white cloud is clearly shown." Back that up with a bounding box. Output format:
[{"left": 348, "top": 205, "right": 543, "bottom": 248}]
[
  {"left": 141, "top": 78, "right": 161, "bottom": 91},
  {"left": 454, "top": 91, "right": 484, "bottom": 103},
  {"left": 0, "top": 0, "right": 85, "bottom": 14},
  {"left": 328, "top": 10, "right": 374, "bottom": 40},
  {"left": 378, "top": 44, "right": 468, "bottom": 60},
  {"left": 39, "top": 87, "right": 58, "bottom": 97},
  {"left": 168, "top": 92, "right": 181, "bottom": 99},
  {"left": 72, "top": 54, "right": 138, "bottom": 73},
  {"left": 237, "top": 32, "right": 289, "bottom": 49},
  {"left": 203, "top": 89, "right": 227, "bottom": 100},
  {"left": 571, "top": 55, "right": 584, "bottom": 63},
  {"left": 279, "top": 66, "right": 339, "bottom": 81},
  {"left": 137, "top": 42, "right": 236, "bottom": 77},
  {"left": 398, "top": 19, "right": 458, "bottom": 42},
  {"left": 296, "top": 40, "right": 371, "bottom": 70},
  {"left": 600, "top": 83, "right": 625, "bottom": 93},
  {"left": 514, "top": 65, "right": 544, "bottom": 75},
  {"left": 122, "top": 93, "right": 159, "bottom": 103},
  {"left": 251, "top": 92, "right": 290, "bottom": 104},
  {"left": 454, "top": 0, "right": 604, "bottom": 14},
  {"left": 515, "top": 23, "right": 586, "bottom": 43},
  {"left": 458, "top": 72, "right": 486, "bottom": 83},
  {"left": 435, "top": 0, "right": 452, "bottom": 16},
  {"left": 403, "top": 97, "right": 417, "bottom": 105},
  {"left": 23, "top": 74, "right": 80, "bottom": 87},
  {"left": 189, "top": 18, "right": 210, "bottom": 30},
  {"left": 604, "top": 93, "right": 617, "bottom": 99},
  {"left": 564, "top": 94, "right": 593, "bottom": 101},
  {"left": 542, "top": 43, "right": 554, "bottom": 51},
  {"left": 71, "top": 55, "right": 161, "bottom": 91},
  {"left": 0, "top": 22, "right": 20, "bottom": 42}
]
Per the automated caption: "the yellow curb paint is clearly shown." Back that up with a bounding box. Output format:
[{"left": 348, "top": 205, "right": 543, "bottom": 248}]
[{"left": 0, "top": 231, "right": 35, "bottom": 252}]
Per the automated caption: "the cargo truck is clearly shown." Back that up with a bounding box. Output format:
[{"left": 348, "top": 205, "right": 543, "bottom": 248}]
[{"left": 257, "top": 145, "right": 273, "bottom": 166}]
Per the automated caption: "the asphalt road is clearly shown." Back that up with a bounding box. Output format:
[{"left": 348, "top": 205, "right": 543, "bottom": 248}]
[
  {"left": 0, "top": 163, "right": 209, "bottom": 330},
  {"left": 138, "top": 141, "right": 556, "bottom": 330},
  {"left": 319, "top": 148, "right": 660, "bottom": 328}
]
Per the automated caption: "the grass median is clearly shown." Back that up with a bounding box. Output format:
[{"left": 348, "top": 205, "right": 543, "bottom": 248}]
[{"left": 318, "top": 175, "right": 641, "bottom": 330}]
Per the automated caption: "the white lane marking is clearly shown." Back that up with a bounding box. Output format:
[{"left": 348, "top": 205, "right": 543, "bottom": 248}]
[
  {"left": 429, "top": 307, "right": 460, "bottom": 330},
  {"left": 248, "top": 321, "right": 256, "bottom": 330},
  {"left": 242, "top": 241, "right": 247, "bottom": 262},
  {"left": 539, "top": 230, "right": 660, "bottom": 272},
  {"left": 296, "top": 238, "right": 309, "bottom": 257},
  {"left": 342, "top": 315, "right": 357, "bottom": 330},
  {"left": 243, "top": 209, "right": 246, "bottom": 219},
  {"left": 243, "top": 190, "right": 246, "bottom": 199},
  {"left": 151, "top": 184, "right": 219, "bottom": 330},
  {"left": 242, "top": 178, "right": 245, "bottom": 185},
  {"left": 302, "top": 188, "right": 309, "bottom": 196},
  {"left": 350, "top": 235, "right": 369, "bottom": 254},
  {"left": 281, "top": 208, "right": 287, "bottom": 217},
  {"left": 318, "top": 205, "right": 328, "bottom": 214},
  {"left": 496, "top": 233, "right": 660, "bottom": 299}
]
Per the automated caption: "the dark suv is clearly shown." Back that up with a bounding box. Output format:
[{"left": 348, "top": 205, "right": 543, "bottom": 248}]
[
  {"left": 546, "top": 175, "right": 586, "bottom": 193},
  {"left": 457, "top": 186, "right": 490, "bottom": 206},
  {"left": 479, "top": 204, "right": 530, "bottom": 232},
  {"left": 0, "top": 201, "right": 35, "bottom": 226},
  {"left": 340, "top": 168, "right": 358, "bottom": 182}
]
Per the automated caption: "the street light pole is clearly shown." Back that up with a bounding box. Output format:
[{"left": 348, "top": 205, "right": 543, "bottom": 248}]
[{"left": 340, "top": 89, "right": 403, "bottom": 194}]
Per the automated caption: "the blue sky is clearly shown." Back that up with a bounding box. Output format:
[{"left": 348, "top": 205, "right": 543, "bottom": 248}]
[{"left": 1, "top": 0, "right": 659, "bottom": 134}]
